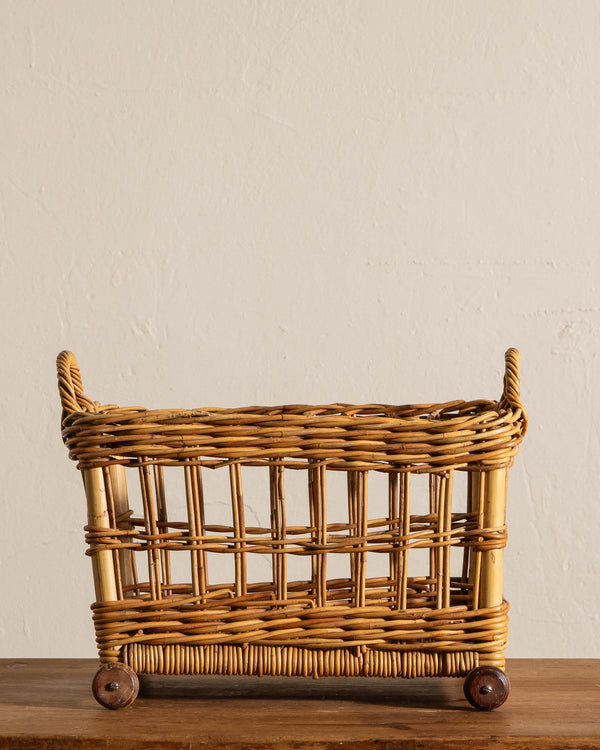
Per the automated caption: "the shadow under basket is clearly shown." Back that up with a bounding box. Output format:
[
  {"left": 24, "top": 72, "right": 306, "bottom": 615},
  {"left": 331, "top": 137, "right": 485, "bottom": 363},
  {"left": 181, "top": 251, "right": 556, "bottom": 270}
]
[{"left": 57, "top": 348, "right": 527, "bottom": 711}]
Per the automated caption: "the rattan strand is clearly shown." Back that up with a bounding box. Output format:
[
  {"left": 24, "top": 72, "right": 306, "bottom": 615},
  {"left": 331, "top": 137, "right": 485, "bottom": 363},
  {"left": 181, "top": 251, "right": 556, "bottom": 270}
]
[
  {"left": 92, "top": 599, "right": 508, "bottom": 653},
  {"left": 123, "top": 644, "right": 489, "bottom": 678}
]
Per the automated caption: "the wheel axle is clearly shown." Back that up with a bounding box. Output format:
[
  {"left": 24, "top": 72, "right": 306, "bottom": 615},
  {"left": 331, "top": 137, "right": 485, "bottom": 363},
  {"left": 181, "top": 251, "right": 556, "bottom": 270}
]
[
  {"left": 92, "top": 664, "right": 139, "bottom": 709},
  {"left": 464, "top": 667, "right": 510, "bottom": 710}
]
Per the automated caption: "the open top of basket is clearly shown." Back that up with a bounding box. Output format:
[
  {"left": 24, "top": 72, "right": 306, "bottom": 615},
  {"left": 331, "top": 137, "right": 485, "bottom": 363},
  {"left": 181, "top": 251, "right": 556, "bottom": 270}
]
[{"left": 58, "top": 348, "right": 527, "bottom": 473}]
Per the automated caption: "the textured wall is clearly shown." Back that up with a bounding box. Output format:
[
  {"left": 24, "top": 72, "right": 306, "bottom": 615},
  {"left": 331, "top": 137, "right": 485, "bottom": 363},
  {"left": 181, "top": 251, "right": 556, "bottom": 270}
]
[{"left": 1, "top": 0, "right": 599, "bottom": 658}]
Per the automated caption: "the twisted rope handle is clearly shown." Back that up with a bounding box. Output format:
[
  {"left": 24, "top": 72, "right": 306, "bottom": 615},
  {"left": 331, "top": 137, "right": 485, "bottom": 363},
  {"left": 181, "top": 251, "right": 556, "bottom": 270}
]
[
  {"left": 499, "top": 348, "right": 525, "bottom": 414},
  {"left": 57, "top": 351, "right": 97, "bottom": 415}
]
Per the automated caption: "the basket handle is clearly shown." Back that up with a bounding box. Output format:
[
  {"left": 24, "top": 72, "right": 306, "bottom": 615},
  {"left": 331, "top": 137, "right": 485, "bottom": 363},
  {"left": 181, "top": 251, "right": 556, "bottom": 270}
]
[
  {"left": 56, "top": 351, "right": 97, "bottom": 415},
  {"left": 499, "top": 347, "right": 524, "bottom": 413}
]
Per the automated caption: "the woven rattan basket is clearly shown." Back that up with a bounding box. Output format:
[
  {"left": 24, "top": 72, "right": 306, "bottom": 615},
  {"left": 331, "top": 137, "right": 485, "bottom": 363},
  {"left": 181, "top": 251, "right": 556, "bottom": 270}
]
[{"left": 57, "top": 348, "right": 527, "bottom": 710}]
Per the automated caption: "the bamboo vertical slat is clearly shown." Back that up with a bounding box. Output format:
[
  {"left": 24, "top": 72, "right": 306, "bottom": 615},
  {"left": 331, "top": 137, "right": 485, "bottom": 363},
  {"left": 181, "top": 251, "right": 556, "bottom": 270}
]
[
  {"left": 479, "top": 468, "right": 508, "bottom": 609},
  {"left": 388, "top": 473, "right": 400, "bottom": 601},
  {"left": 139, "top": 463, "right": 162, "bottom": 601},
  {"left": 102, "top": 467, "right": 124, "bottom": 600},
  {"left": 184, "top": 463, "right": 207, "bottom": 598},
  {"left": 308, "top": 462, "right": 327, "bottom": 607},
  {"left": 83, "top": 468, "right": 117, "bottom": 603},
  {"left": 399, "top": 472, "right": 410, "bottom": 611},
  {"left": 184, "top": 463, "right": 201, "bottom": 597},
  {"left": 230, "top": 464, "right": 247, "bottom": 598},
  {"left": 192, "top": 465, "right": 208, "bottom": 597},
  {"left": 348, "top": 471, "right": 368, "bottom": 608},
  {"left": 436, "top": 472, "right": 453, "bottom": 610},
  {"left": 430, "top": 474, "right": 438, "bottom": 600},
  {"left": 107, "top": 465, "right": 135, "bottom": 597},
  {"left": 270, "top": 463, "right": 287, "bottom": 601},
  {"left": 468, "top": 472, "right": 485, "bottom": 612},
  {"left": 152, "top": 465, "right": 172, "bottom": 594},
  {"left": 442, "top": 471, "right": 453, "bottom": 610}
]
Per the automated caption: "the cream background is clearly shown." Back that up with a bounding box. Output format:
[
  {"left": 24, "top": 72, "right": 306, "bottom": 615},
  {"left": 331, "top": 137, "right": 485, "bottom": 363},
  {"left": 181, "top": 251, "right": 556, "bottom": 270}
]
[{"left": 1, "top": 1, "right": 598, "bottom": 658}]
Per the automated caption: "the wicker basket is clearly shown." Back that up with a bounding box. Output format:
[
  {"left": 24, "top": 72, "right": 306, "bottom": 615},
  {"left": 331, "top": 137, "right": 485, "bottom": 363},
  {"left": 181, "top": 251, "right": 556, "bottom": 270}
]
[{"left": 57, "top": 348, "right": 527, "bottom": 710}]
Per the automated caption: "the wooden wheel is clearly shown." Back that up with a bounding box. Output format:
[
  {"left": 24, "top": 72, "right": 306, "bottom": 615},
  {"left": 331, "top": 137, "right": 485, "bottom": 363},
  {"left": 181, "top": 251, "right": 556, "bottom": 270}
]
[
  {"left": 92, "top": 663, "right": 139, "bottom": 709},
  {"left": 464, "top": 666, "right": 510, "bottom": 711}
]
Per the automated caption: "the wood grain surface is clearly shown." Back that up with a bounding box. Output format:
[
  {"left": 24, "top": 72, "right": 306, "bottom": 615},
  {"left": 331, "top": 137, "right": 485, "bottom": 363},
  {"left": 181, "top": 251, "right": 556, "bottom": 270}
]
[{"left": 0, "top": 659, "right": 598, "bottom": 749}]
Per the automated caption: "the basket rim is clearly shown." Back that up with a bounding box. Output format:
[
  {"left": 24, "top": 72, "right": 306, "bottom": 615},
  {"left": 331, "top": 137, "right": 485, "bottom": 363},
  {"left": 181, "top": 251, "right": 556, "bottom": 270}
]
[
  {"left": 57, "top": 349, "right": 527, "bottom": 471},
  {"left": 62, "top": 397, "right": 508, "bottom": 423}
]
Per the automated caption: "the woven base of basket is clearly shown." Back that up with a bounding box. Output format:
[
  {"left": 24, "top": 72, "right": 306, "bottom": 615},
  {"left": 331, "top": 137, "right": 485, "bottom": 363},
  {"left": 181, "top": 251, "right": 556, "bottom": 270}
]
[
  {"left": 122, "top": 643, "right": 490, "bottom": 679},
  {"left": 94, "top": 598, "right": 508, "bottom": 678}
]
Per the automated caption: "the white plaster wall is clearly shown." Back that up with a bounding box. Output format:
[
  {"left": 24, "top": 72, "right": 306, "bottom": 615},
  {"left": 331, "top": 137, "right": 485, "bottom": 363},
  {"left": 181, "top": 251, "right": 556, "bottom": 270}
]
[{"left": 1, "top": 0, "right": 598, "bottom": 658}]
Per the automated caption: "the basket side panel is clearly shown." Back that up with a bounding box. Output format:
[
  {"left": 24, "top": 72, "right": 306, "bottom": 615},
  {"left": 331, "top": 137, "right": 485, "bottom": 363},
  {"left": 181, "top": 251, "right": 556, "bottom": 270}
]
[{"left": 86, "top": 459, "right": 508, "bottom": 674}]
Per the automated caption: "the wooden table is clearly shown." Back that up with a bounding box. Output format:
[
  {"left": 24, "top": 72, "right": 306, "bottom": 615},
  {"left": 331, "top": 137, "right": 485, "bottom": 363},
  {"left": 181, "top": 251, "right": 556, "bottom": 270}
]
[{"left": 0, "top": 659, "right": 598, "bottom": 749}]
